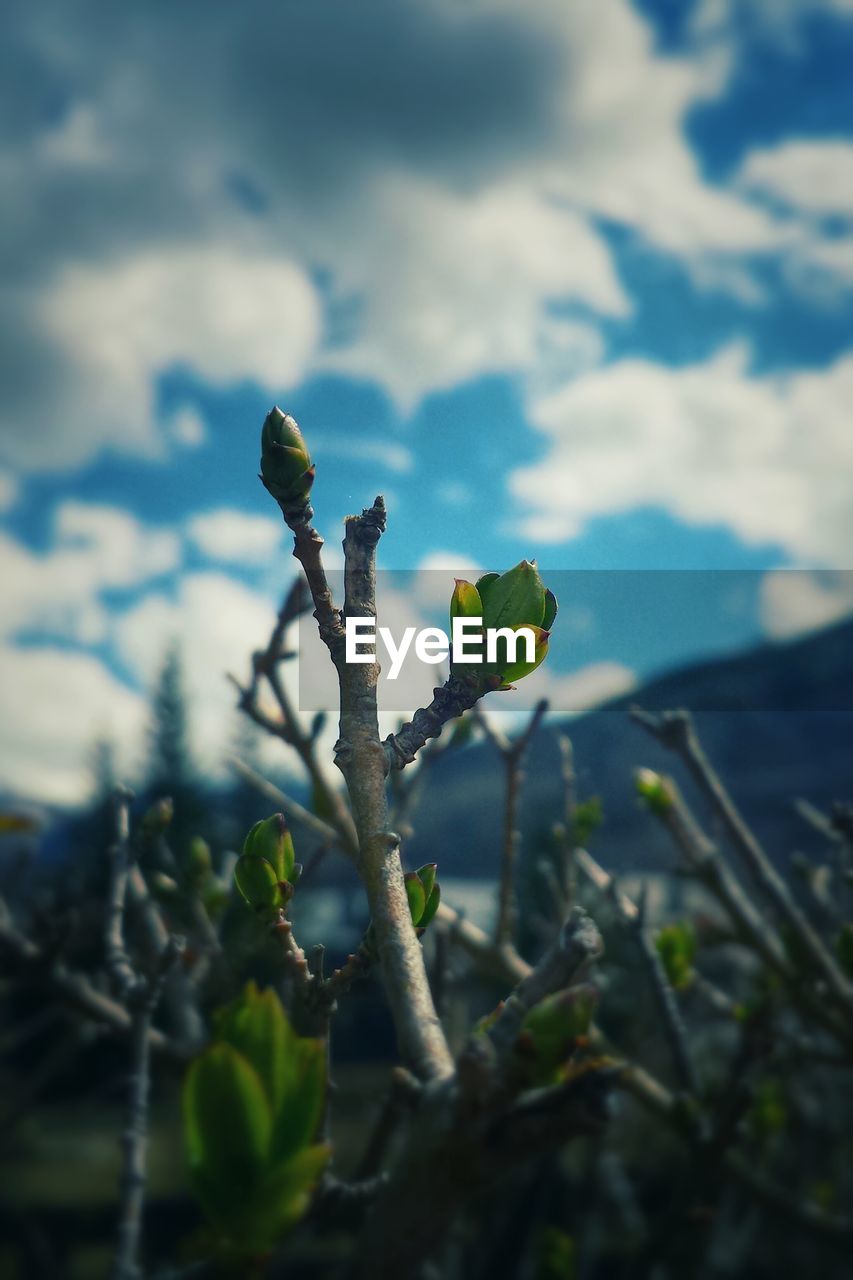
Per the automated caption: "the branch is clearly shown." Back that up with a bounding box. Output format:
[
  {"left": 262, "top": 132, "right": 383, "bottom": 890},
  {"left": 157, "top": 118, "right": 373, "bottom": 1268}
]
[
  {"left": 227, "top": 753, "right": 342, "bottom": 848},
  {"left": 328, "top": 498, "right": 453, "bottom": 1081},
  {"left": 105, "top": 787, "right": 140, "bottom": 1001},
  {"left": 631, "top": 706, "right": 853, "bottom": 1016},
  {"left": 0, "top": 908, "right": 182, "bottom": 1058},
  {"left": 383, "top": 672, "right": 492, "bottom": 772},
  {"left": 476, "top": 699, "right": 548, "bottom": 947},
  {"left": 486, "top": 907, "right": 602, "bottom": 1058},
  {"left": 103, "top": 789, "right": 180, "bottom": 1280},
  {"left": 229, "top": 583, "right": 358, "bottom": 855}
]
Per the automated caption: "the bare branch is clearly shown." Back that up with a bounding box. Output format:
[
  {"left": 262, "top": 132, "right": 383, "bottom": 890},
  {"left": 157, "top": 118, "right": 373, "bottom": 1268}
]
[
  {"left": 631, "top": 706, "right": 853, "bottom": 1016},
  {"left": 383, "top": 672, "right": 492, "bottom": 772},
  {"left": 486, "top": 907, "right": 602, "bottom": 1058},
  {"left": 475, "top": 699, "right": 548, "bottom": 947}
]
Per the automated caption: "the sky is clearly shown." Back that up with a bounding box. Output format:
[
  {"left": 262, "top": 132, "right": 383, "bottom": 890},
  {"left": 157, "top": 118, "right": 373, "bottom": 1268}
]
[{"left": 1, "top": 0, "right": 853, "bottom": 805}]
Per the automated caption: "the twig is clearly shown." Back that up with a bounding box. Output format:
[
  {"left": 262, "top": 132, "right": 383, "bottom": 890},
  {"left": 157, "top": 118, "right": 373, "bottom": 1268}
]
[
  {"left": 486, "top": 907, "right": 602, "bottom": 1058},
  {"left": 383, "top": 672, "right": 495, "bottom": 773},
  {"left": 356, "top": 1066, "right": 422, "bottom": 1179},
  {"left": 105, "top": 787, "right": 139, "bottom": 1001},
  {"left": 555, "top": 732, "right": 578, "bottom": 906},
  {"left": 0, "top": 909, "right": 181, "bottom": 1057},
  {"left": 575, "top": 849, "right": 698, "bottom": 1094},
  {"left": 227, "top": 753, "right": 343, "bottom": 847},
  {"left": 631, "top": 706, "right": 853, "bottom": 1015},
  {"left": 103, "top": 789, "right": 181, "bottom": 1280},
  {"left": 229, "top": 579, "right": 358, "bottom": 855},
  {"left": 476, "top": 699, "right": 548, "bottom": 947},
  {"left": 626, "top": 886, "right": 698, "bottom": 1095}
]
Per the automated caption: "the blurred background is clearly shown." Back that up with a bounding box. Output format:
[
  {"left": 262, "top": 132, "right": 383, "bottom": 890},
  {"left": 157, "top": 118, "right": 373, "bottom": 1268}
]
[{"left": 1, "top": 2, "right": 852, "bottom": 1277}]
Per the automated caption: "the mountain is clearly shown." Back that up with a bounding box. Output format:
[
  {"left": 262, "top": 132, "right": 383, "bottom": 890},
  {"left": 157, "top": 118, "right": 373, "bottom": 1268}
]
[{"left": 404, "top": 617, "right": 853, "bottom": 878}]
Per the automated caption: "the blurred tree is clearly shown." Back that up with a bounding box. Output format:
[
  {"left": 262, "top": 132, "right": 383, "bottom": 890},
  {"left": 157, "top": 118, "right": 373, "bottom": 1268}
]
[{"left": 144, "top": 642, "right": 204, "bottom": 865}]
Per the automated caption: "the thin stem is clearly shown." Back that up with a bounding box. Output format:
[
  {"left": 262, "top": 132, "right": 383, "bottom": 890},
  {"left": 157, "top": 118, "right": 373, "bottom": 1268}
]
[
  {"left": 112, "top": 993, "right": 154, "bottom": 1280},
  {"left": 632, "top": 706, "right": 853, "bottom": 1016}
]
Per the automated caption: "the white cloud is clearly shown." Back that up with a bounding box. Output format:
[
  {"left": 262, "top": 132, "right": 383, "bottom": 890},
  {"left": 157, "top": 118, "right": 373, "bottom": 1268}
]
[
  {"left": 316, "top": 176, "right": 629, "bottom": 408},
  {"left": 187, "top": 508, "right": 282, "bottom": 564},
  {"left": 0, "top": 470, "right": 18, "bottom": 512},
  {"left": 514, "top": 346, "right": 853, "bottom": 563},
  {"left": 7, "top": 246, "right": 320, "bottom": 470},
  {"left": 0, "top": 645, "right": 147, "bottom": 805},
  {"left": 0, "top": 502, "right": 181, "bottom": 644},
  {"left": 1, "top": 0, "right": 819, "bottom": 469},
  {"left": 536, "top": 660, "right": 637, "bottom": 716},
  {"left": 311, "top": 435, "right": 413, "bottom": 475},
  {"left": 760, "top": 570, "right": 853, "bottom": 640},
  {"left": 112, "top": 572, "right": 278, "bottom": 772},
  {"left": 738, "top": 140, "right": 853, "bottom": 217},
  {"left": 168, "top": 405, "right": 207, "bottom": 449}
]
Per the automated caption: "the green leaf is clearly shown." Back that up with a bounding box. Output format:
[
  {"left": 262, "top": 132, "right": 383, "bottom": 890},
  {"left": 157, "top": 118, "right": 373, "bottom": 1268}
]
[
  {"left": 655, "top": 921, "right": 696, "bottom": 990},
  {"left": 449, "top": 579, "right": 483, "bottom": 620},
  {"left": 216, "top": 982, "right": 293, "bottom": 1116},
  {"left": 416, "top": 863, "right": 437, "bottom": 901},
  {"left": 497, "top": 624, "right": 550, "bottom": 686},
  {"left": 419, "top": 883, "right": 441, "bottom": 930},
  {"left": 480, "top": 560, "right": 545, "bottom": 632},
  {"left": 541, "top": 589, "right": 558, "bottom": 632},
  {"left": 571, "top": 796, "right": 603, "bottom": 848},
  {"left": 272, "top": 1037, "right": 327, "bottom": 1163},
  {"left": 405, "top": 872, "right": 427, "bottom": 926},
  {"left": 474, "top": 572, "right": 500, "bottom": 611},
  {"left": 249, "top": 1145, "right": 331, "bottom": 1249},
  {"left": 234, "top": 854, "right": 281, "bottom": 916},
  {"left": 521, "top": 985, "right": 597, "bottom": 1082},
  {"left": 183, "top": 1044, "right": 272, "bottom": 1223}
]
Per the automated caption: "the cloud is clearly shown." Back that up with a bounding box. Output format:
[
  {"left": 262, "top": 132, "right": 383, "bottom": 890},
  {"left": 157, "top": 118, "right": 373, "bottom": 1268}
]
[
  {"left": 0, "top": 470, "right": 17, "bottom": 511},
  {"left": 312, "top": 435, "right": 413, "bottom": 475},
  {"left": 535, "top": 660, "right": 637, "bottom": 716},
  {"left": 0, "top": 502, "right": 181, "bottom": 644},
  {"left": 0, "top": 645, "right": 147, "bottom": 805},
  {"left": 112, "top": 572, "right": 278, "bottom": 772},
  {"left": 760, "top": 569, "right": 853, "bottom": 640},
  {"left": 513, "top": 346, "right": 853, "bottom": 564},
  {"left": 0, "top": 0, "right": 811, "bottom": 469},
  {"left": 3, "top": 245, "right": 320, "bottom": 470},
  {"left": 738, "top": 140, "right": 853, "bottom": 217},
  {"left": 187, "top": 508, "right": 283, "bottom": 565}
]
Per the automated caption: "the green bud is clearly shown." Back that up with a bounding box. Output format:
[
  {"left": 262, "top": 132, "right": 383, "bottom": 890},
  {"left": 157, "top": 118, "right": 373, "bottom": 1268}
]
[
  {"left": 260, "top": 407, "right": 315, "bottom": 510},
  {"left": 494, "top": 624, "right": 550, "bottom": 687},
  {"left": 654, "top": 920, "right": 696, "bottom": 990},
  {"left": 520, "top": 985, "right": 598, "bottom": 1084},
  {"left": 189, "top": 836, "right": 212, "bottom": 882},
  {"left": 480, "top": 560, "right": 546, "bottom": 632},
  {"left": 571, "top": 796, "right": 603, "bottom": 848},
  {"left": 404, "top": 872, "right": 426, "bottom": 926},
  {"left": 243, "top": 814, "right": 296, "bottom": 884},
  {"left": 450, "top": 579, "right": 483, "bottom": 621},
  {"left": 635, "top": 768, "right": 674, "bottom": 815},
  {"left": 234, "top": 854, "right": 283, "bottom": 918},
  {"left": 451, "top": 561, "right": 556, "bottom": 688},
  {"left": 403, "top": 863, "right": 441, "bottom": 930},
  {"left": 141, "top": 796, "right": 173, "bottom": 835}
]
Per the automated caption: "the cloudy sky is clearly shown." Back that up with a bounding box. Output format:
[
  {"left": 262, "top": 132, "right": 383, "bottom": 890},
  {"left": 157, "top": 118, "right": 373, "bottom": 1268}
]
[{"left": 2, "top": 0, "right": 852, "bottom": 804}]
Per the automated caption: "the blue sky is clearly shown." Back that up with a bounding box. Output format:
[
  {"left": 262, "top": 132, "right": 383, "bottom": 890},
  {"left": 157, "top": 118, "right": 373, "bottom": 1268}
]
[{"left": 1, "top": 0, "right": 852, "bottom": 803}]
